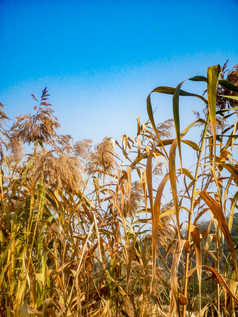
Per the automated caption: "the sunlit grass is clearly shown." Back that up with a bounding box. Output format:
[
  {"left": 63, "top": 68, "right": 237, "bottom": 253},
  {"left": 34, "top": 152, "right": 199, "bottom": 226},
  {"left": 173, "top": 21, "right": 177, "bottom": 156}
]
[{"left": 0, "top": 63, "right": 238, "bottom": 316}]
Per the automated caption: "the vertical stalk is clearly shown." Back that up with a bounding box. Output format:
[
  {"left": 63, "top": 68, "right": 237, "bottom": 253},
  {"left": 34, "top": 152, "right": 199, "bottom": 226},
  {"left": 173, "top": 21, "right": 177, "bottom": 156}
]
[
  {"left": 183, "top": 121, "right": 208, "bottom": 317},
  {"left": 216, "top": 232, "right": 220, "bottom": 315}
]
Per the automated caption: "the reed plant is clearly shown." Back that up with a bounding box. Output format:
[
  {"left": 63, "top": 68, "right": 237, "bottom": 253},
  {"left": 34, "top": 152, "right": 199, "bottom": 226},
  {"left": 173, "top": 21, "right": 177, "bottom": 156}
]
[{"left": 0, "top": 63, "right": 238, "bottom": 316}]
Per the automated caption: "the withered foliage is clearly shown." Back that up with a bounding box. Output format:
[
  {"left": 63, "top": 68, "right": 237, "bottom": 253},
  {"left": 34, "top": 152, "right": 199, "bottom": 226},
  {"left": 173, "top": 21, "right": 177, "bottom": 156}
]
[
  {"left": 1, "top": 64, "right": 238, "bottom": 317},
  {"left": 115, "top": 180, "right": 143, "bottom": 217}
]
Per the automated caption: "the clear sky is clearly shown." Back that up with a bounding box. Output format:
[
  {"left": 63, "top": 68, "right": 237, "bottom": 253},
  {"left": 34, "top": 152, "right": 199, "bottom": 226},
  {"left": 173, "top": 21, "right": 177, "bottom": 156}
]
[{"left": 0, "top": 0, "right": 238, "bottom": 144}]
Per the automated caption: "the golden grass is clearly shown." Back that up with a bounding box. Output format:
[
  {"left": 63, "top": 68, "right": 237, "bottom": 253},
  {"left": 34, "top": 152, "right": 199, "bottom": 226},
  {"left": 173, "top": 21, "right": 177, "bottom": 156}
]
[{"left": 1, "top": 64, "right": 238, "bottom": 316}]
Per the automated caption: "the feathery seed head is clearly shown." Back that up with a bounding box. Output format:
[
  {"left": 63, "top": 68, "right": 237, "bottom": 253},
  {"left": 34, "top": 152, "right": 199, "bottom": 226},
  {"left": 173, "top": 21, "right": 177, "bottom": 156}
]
[
  {"left": 10, "top": 88, "right": 60, "bottom": 145},
  {"left": 88, "top": 137, "right": 117, "bottom": 174}
]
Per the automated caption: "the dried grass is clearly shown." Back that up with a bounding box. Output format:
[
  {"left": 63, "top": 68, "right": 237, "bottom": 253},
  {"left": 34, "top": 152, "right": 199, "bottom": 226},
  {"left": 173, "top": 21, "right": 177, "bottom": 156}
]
[{"left": 1, "top": 65, "right": 238, "bottom": 316}]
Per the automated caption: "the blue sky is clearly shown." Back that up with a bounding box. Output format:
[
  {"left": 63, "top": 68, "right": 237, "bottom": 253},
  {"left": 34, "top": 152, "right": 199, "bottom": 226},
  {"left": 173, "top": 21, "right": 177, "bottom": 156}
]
[{"left": 0, "top": 0, "right": 238, "bottom": 143}]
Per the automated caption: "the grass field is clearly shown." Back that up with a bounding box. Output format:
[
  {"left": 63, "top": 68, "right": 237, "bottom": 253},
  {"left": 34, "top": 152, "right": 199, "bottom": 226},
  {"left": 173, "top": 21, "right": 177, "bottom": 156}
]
[{"left": 1, "top": 63, "right": 238, "bottom": 316}]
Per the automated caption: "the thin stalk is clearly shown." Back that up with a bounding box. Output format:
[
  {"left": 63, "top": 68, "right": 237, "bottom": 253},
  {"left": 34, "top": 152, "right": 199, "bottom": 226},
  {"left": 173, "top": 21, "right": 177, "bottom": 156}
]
[
  {"left": 216, "top": 231, "right": 220, "bottom": 315},
  {"left": 183, "top": 121, "right": 208, "bottom": 317},
  {"left": 215, "top": 129, "right": 224, "bottom": 316}
]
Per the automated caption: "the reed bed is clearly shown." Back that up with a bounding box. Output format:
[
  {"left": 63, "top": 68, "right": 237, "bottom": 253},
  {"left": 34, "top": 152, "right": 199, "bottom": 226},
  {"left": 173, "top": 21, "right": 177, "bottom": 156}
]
[{"left": 0, "top": 63, "right": 238, "bottom": 316}]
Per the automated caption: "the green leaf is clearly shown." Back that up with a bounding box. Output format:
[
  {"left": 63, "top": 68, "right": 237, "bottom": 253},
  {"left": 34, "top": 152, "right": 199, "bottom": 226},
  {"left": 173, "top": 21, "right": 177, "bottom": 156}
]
[
  {"left": 219, "top": 79, "right": 238, "bottom": 93},
  {"left": 147, "top": 94, "right": 168, "bottom": 158},
  {"left": 189, "top": 75, "right": 208, "bottom": 83},
  {"left": 173, "top": 80, "right": 186, "bottom": 170},
  {"left": 146, "top": 84, "right": 208, "bottom": 161},
  {"left": 219, "top": 95, "right": 238, "bottom": 101},
  {"left": 151, "top": 86, "right": 207, "bottom": 103},
  {"left": 207, "top": 64, "right": 221, "bottom": 143},
  {"left": 169, "top": 139, "right": 180, "bottom": 239},
  {"left": 181, "top": 139, "right": 200, "bottom": 152}
]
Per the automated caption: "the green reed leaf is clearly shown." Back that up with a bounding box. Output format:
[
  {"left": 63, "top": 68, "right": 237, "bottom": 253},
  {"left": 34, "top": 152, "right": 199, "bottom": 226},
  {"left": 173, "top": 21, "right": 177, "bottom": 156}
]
[{"left": 207, "top": 64, "right": 221, "bottom": 143}]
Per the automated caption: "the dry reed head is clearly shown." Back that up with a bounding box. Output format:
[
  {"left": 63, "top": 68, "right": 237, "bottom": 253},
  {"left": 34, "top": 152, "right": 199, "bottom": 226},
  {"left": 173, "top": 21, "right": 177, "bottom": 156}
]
[
  {"left": 74, "top": 138, "right": 93, "bottom": 160},
  {"left": 217, "top": 62, "right": 238, "bottom": 109},
  {"left": 0, "top": 102, "right": 9, "bottom": 121},
  {"left": 88, "top": 137, "right": 117, "bottom": 174},
  {"left": 0, "top": 103, "right": 9, "bottom": 159},
  {"left": 54, "top": 134, "right": 73, "bottom": 154},
  {"left": 158, "top": 201, "right": 175, "bottom": 244},
  {"left": 26, "top": 149, "right": 83, "bottom": 191},
  {"left": 128, "top": 181, "right": 143, "bottom": 215},
  {"left": 193, "top": 108, "right": 228, "bottom": 135},
  {"left": 7, "top": 133, "right": 24, "bottom": 160},
  {"left": 117, "top": 181, "right": 143, "bottom": 217},
  {"left": 153, "top": 160, "right": 163, "bottom": 176},
  {"left": 157, "top": 119, "right": 174, "bottom": 138},
  {"left": 10, "top": 88, "right": 60, "bottom": 145},
  {"left": 144, "top": 118, "right": 174, "bottom": 147}
]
